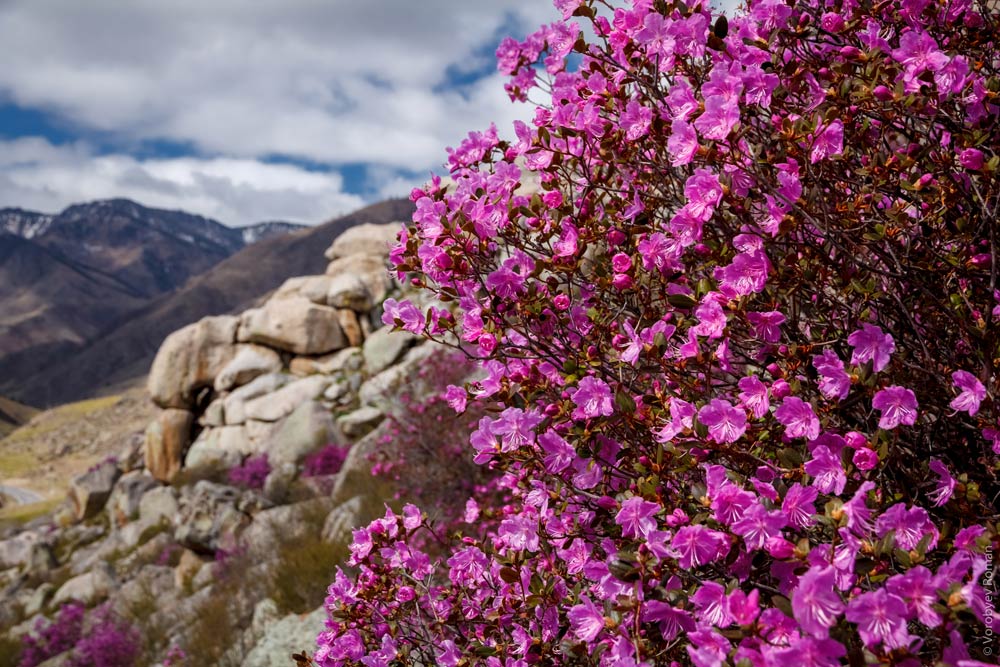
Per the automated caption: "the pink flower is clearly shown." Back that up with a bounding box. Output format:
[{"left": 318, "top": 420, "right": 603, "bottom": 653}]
[
  {"left": 810, "top": 119, "right": 844, "bottom": 163},
  {"left": 886, "top": 566, "right": 942, "bottom": 627},
  {"left": 782, "top": 483, "right": 818, "bottom": 529},
  {"left": 958, "top": 147, "right": 985, "bottom": 170},
  {"left": 568, "top": 596, "right": 605, "bottom": 643},
  {"left": 950, "top": 370, "right": 986, "bottom": 416},
  {"left": 928, "top": 458, "right": 956, "bottom": 506},
  {"left": 732, "top": 503, "right": 786, "bottom": 550},
  {"left": 804, "top": 445, "right": 846, "bottom": 494},
  {"left": 668, "top": 119, "right": 699, "bottom": 165},
  {"left": 492, "top": 407, "right": 543, "bottom": 451},
  {"left": 571, "top": 376, "right": 614, "bottom": 420},
  {"left": 738, "top": 376, "right": 770, "bottom": 419},
  {"left": 746, "top": 310, "right": 785, "bottom": 343},
  {"left": 683, "top": 168, "right": 724, "bottom": 221},
  {"left": 872, "top": 386, "right": 919, "bottom": 429},
  {"left": 775, "top": 396, "right": 821, "bottom": 440},
  {"left": 616, "top": 496, "right": 661, "bottom": 539},
  {"left": 642, "top": 601, "right": 695, "bottom": 641},
  {"left": 876, "top": 503, "right": 938, "bottom": 551},
  {"left": 621, "top": 100, "right": 653, "bottom": 140},
  {"left": 671, "top": 524, "right": 730, "bottom": 568},
  {"left": 852, "top": 447, "right": 879, "bottom": 471},
  {"left": 693, "top": 296, "right": 728, "bottom": 339},
  {"left": 847, "top": 324, "right": 895, "bottom": 372},
  {"left": 698, "top": 399, "right": 748, "bottom": 444},
  {"left": 813, "top": 349, "right": 851, "bottom": 400},
  {"left": 611, "top": 252, "right": 632, "bottom": 273},
  {"left": 538, "top": 430, "right": 575, "bottom": 473},
  {"left": 381, "top": 298, "right": 425, "bottom": 334},
  {"left": 694, "top": 94, "right": 740, "bottom": 140},
  {"left": 691, "top": 582, "right": 732, "bottom": 627},
  {"left": 845, "top": 589, "right": 913, "bottom": 650},
  {"left": 443, "top": 385, "right": 467, "bottom": 413},
  {"left": 792, "top": 566, "right": 845, "bottom": 637}
]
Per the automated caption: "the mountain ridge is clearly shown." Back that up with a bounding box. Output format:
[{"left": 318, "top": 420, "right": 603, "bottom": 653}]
[{"left": 2, "top": 198, "right": 415, "bottom": 407}]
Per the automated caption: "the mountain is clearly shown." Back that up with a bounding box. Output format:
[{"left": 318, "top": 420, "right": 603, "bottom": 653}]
[
  {"left": 5, "top": 198, "right": 414, "bottom": 407},
  {"left": 0, "top": 199, "right": 307, "bottom": 406}
]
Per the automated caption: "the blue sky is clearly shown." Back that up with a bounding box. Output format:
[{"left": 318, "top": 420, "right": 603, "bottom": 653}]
[{"left": 0, "top": 1, "right": 739, "bottom": 227}]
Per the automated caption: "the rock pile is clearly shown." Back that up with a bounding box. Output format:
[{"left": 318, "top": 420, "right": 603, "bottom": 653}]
[{"left": 0, "top": 220, "right": 458, "bottom": 665}]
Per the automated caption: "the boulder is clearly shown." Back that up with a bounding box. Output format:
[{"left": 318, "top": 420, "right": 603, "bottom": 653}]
[
  {"left": 107, "top": 471, "right": 160, "bottom": 526},
  {"left": 263, "top": 462, "right": 297, "bottom": 504},
  {"left": 214, "top": 344, "right": 284, "bottom": 393},
  {"left": 138, "top": 486, "right": 179, "bottom": 526},
  {"left": 174, "top": 549, "right": 209, "bottom": 590},
  {"left": 201, "top": 398, "right": 226, "bottom": 427},
  {"left": 326, "top": 273, "right": 372, "bottom": 311},
  {"left": 0, "top": 531, "right": 41, "bottom": 569},
  {"left": 113, "top": 565, "right": 176, "bottom": 619},
  {"left": 52, "top": 563, "right": 115, "bottom": 607},
  {"left": 144, "top": 409, "right": 194, "bottom": 483},
  {"left": 241, "top": 498, "right": 334, "bottom": 556},
  {"left": 68, "top": 458, "right": 122, "bottom": 521},
  {"left": 290, "top": 347, "right": 364, "bottom": 377},
  {"left": 174, "top": 481, "right": 258, "bottom": 554},
  {"left": 321, "top": 496, "right": 366, "bottom": 545},
  {"left": 324, "top": 222, "right": 401, "bottom": 260},
  {"left": 330, "top": 423, "right": 397, "bottom": 509},
  {"left": 273, "top": 275, "right": 333, "bottom": 305},
  {"left": 336, "top": 406, "right": 384, "bottom": 441},
  {"left": 184, "top": 425, "right": 252, "bottom": 472},
  {"left": 224, "top": 373, "right": 293, "bottom": 425},
  {"left": 324, "top": 254, "right": 393, "bottom": 305},
  {"left": 362, "top": 326, "right": 418, "bottom": 375},
  {"left": 267, "top": 400, "right": 336, "bottom": 466},
  {"left": 336, "top": 308, "right": 364, "bottom": 347},
  {"left": 238, "top": 296, "right": 347, "bottom": 355},
  {"left": 357, "top": 343, "right": 438, "bottom": 413},
  {"left": 147, "top": 315, "right": 239, "bottom": 409},
  {"left": 242, "top": 375, "right": 331, "bottom": 423},
  {"left": 117, "top": 432, "right": 146, "bottom": 473},
  {"left": 241, "top": 606, "right": 327, "bottom": 667},
  {"left": 22, "top": 582, "right": 54, "bottom": 617}
]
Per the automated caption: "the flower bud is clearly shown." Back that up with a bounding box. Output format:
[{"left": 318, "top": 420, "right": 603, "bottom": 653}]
[
  {"left": 872, "top": 85, "right": 893, "bottom": 101},
  {"left": 958, "top": 148, "right": 985, "bottom": 170}
]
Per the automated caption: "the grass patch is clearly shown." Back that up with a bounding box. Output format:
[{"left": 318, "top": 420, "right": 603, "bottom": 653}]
[
  {"left": 2, "top": 395, "right": 121, "bottom": 445},
  {"left": 0, "top": 633, "right": 23, "bottom": 667},
  {"left": 0, "top": 451, "right": 36, "bottom": 478},
  {"left": 0, "top": 496, "right": 61, "bottom": 527}
]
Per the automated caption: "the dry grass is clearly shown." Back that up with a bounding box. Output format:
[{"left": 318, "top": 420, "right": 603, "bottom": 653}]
[
  {"left": 0, "top": 496, "right": 61, "bottom": 527},
  {"left": 3, "top": 394, "right": 121, "bottom": 445}
]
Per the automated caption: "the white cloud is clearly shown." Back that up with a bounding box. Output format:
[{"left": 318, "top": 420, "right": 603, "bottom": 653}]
[
  {"left": 0, "top": 137, "right": 364, "bottom": 225},
  {"left": 0, "top": 1, "right": 561, "bottom": 174}
]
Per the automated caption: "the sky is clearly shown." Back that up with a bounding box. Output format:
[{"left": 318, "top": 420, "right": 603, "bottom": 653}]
[{"left": 0, "top": 1, "right": 739, "bottom": 227}]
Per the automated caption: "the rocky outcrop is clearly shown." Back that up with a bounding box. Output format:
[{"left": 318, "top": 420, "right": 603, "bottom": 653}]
[
  {"left": 144, "top": 409, "right": 194, "bottom": 482},
  {"left": 68, "top": 459, "right": 122, "bottom": 521},
  {"left": 147, "top": 316, "right": 239, "bottom": 409},
  {"left": 237, "top": 297, "right": 347, "bottom": 355},
  {"left": 0, "top": 218, "right": 474, "bottom": 666}
]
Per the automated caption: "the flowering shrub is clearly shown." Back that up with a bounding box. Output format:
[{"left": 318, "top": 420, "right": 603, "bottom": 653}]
[
  {"left": 303, "top": 443, "right": 350, "bottom": 478},
  {"left": 19, "top": 603, "right": 84, "bottom": 667},
  {"left": 68, "top": 607, "right": 141, "bottom": 667},
  {"left": 227, "top": 453, "right": 270, "bottom": 490},
  {"left": 366, "top": 350, "right": 498, "bottom": 533},
  {"left": 319, "top": 0, "right": 998, "bottom": 665},
  {"left": 19, "top": 604, "right": 139, "bottom": 667}
]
